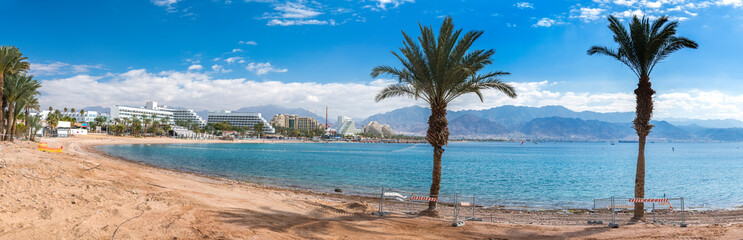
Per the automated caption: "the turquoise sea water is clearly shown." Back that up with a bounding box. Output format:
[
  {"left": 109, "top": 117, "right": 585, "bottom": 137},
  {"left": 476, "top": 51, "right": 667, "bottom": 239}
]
[{"left": 95, "top": 142, "right": 743, "bottom": 209}]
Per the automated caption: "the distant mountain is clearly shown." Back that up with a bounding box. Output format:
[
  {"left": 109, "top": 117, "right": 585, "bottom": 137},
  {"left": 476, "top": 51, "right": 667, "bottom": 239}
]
[
  {"left": 82, "top": 106, "right": 110, "bottom": 114},
  {"left": 361, "top": 105, "right": 743, "bottom": 141},
  {"left": 361, "top": 106, "right": 430, "bottom": 134},
  {"left": 232, "top": 105, "right": 332, "bottom": 125},
  {"left": 663, "top": 118, "right": 743, "bottom": 129},
  {"left": 696, "top": 128, "right": 743, "bottom": 142},
  {"left": 520, "top": 117, "right": 633, "bottom": 140},
  {"left": 449, "top": 114, "right": 514, "bottom": 137},
  {"left": 450, "top": 105, "right": 635, "bottom": 126}
]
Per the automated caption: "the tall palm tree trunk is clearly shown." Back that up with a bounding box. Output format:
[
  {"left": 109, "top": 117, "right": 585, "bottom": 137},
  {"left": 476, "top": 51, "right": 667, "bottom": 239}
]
[
  {"left": 0, "top": 74, "right": 5, "bottom": 141},
  {"left": 632, "top": 76, "right": 655, "bottom": 220},
  {"left": 422, "top": 104, "right": 449, "bottom": 216},
  {"left": 5, "top": 101, "right": 14, "bottom": 142},
  {"left": 24, "top": 107, "right": 29, "bottom": 140}
]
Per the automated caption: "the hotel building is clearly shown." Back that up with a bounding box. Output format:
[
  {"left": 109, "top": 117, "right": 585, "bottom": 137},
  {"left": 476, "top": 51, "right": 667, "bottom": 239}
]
[
  {"left": 166, "top": 108, "right": 207, "bottom": 127},
  {"left": 111, "top": 102, "right": 174, "bottom": 124},
  {"left": 336, "top": 116, "right": 362, "bottom": 136},
  {"left": 207, "top": 111, "right": 276, "bottom": 134},
  {"left": 270, "top": 114, "right": 321, "bottom": 131},
  {"left": 35, "top": 110, "right": 100, "bottom": 123},
  {"left": 111, "top": 101, "right": 208, "bottom": 126}
]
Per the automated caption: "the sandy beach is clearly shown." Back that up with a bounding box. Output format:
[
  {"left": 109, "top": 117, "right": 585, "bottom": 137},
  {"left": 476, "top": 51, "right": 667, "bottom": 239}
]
[{"left": 1, "top": 135, "right": 742, "bottom": 239}]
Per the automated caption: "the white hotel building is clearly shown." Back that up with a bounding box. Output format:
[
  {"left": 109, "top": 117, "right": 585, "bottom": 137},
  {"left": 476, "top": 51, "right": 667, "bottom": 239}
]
[
  {"left": 35, "top": 110, "right": 100, "bottom": 123},
  {"left": 207, "top": 111, "right": 275, "bottom": 134},
  {"left": 111, "top": 103, "right": 174, "bottom": 124},
  {"left": 111, "top": 101, "right": 207, "bottom": 126}
]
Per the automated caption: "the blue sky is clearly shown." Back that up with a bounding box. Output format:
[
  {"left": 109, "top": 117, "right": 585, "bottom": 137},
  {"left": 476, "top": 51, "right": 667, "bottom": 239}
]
[{"left": 3, "top": 0, "right": 743, "bottom": 119}]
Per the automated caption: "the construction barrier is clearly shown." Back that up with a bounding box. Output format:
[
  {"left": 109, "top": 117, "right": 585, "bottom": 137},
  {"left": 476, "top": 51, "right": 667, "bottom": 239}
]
[
  {"left": 374, "top": 188, "right": 481, "bottom": 226},
  {"left": 591, "top": 196, "right": 687, "bottom": 228},
  {"left": 38, "top": 143, "right": 63, "bottom": 153}
]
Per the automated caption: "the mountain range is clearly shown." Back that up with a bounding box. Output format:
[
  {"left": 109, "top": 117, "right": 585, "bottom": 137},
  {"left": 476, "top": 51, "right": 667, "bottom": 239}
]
[
  {"left": 360, "top": 105, "right": 743, "bottom": 142},
  {"left": 79, "top": 104, "right": 743, "bottom": 141}
]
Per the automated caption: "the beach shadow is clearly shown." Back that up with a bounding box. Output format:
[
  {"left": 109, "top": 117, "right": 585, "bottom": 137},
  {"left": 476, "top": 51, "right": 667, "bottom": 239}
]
[
  {"left": 211, "top": 205, "right": 399, "bottom": 238},
  {"left": 498, "top": 225, "right": 613, "bottom": 240}
]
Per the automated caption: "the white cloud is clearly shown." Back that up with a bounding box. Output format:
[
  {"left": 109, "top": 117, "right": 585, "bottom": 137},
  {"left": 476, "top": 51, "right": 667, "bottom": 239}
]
[
  {"left": 371, "top": 0, "right": 414, "bottom": 10},
  {"left": 613, "top": 0, "right": 637, "bottom": 6},
  {"left": 38, "top": 71, "right": 743, "bottom": 121},
  {"left": 239, "top": 40, "right": 258, "bottom": 45},
  {"left": 612, "top": 9, "right": 646, "bottom": 18},
  {"left": 571, "top": 7, "right": 606, "bottom": 22},
  {"left": 30, "top": 62, "right": 103, "bottom": 76},
  {"left": 260, "top": 2, "right": 338, "bottom": 26},
  {"left": 211, "top": 64, "right": 232, "bottom": 73},
  {"left": 640, "top": 0, "right": 663, "bottom": 8},
  {"left": 515, "top": 2, "right": 534, "bottom": 9},
  {"left": 151, "top": 0, "right": 181, "bottom": 12},
  {"left": 231, "top": 49, "right": 243, "bottom": 53},
  {"left": 224, "top": 57, "right": 244, "bottom": 64},
  {"left": 267, "top": 19, "right": 331, "bottom": 26},
  {"left": 187, "top": 64, "right": 203, "bottom": 71},
  {"left": 717, "top": 0, "right": 743, "bottom": 7},
  {"left": 532, "top": 18, "right": 556, "bottom": 27},
  {"left": 37, "top": 70, "right": 411, "bottom": 119},
  {"left": 270, "top": 2, "right": 321, "bottom": 19},
  {"left": 245, "top": 62, "right": 287, "bottom": 75}
]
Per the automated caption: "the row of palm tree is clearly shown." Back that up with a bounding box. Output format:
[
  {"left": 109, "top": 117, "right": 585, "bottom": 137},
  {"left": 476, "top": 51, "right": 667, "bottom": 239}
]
[
  {"left": 1, "top": 46, "right": 42, "bottom": 142},
  {"left": 374, "top": 16, "right": 696, "bottom": 220},
  {"left": 109, "top": 115, "right": 171, "bottom": 137}
]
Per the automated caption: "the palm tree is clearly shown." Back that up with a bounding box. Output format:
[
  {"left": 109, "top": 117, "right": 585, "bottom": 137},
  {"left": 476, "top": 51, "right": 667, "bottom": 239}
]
[
  {"left": 26, "top": 115, "right": 41, "bottom": 141},
  {"left": 142, "top": 116, "right": 152, "bottom": 137},
  {"left": 47, "top": 111, "right": 60, "bottom": 137},
  {"left": 64, "top": 107, "right": 68, "bottom": 113},
  {"left": 23, "top": 96, "right": 40, "bottom": 126},
  {"left": 0, "top": 46, "right": 30, "bottom": 138},
  {"left": 588, "top": 15, "right": 697, "bottom": 220},
  {"left": 372, "top": 17, "right": 517, "bottom": 216},
  {"left": 3, "top": 74, "right": 40, "bottom": 141}
]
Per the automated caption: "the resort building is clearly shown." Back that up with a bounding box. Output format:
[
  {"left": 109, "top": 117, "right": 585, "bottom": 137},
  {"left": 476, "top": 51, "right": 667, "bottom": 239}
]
[
  {"left": 207, "top": 111, "right": 275, "bottom": 134},
  {"left": 111, "top": 101, "right": 174, "bottom": 124},
  {"left": 164, "top": 108, "right": 207, "bottom": 127},
  {"left": 336, "top": 116, "right": 362, "bottom": 136},
  {"left": 111, "top": 101, "right": 208, "bottom": 126},
  {"left": 34, "top": 110, "right": 100, "bottom": 123},
  {"left": 270, "top": 114, "right": 321, "bottom": 131},
  {"left": 363, "top": 121, "right": 396, "bottom": 137}
]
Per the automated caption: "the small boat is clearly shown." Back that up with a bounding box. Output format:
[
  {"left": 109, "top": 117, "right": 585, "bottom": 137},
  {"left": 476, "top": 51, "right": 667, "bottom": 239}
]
[{"left": 38, "top": 143, "right": 63, "bottom": 153}]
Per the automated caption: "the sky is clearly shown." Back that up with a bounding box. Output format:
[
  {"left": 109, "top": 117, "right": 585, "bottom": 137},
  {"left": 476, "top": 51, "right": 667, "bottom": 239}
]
[{"left": 3, "top": 0, "right": 743, "bottom": 120}]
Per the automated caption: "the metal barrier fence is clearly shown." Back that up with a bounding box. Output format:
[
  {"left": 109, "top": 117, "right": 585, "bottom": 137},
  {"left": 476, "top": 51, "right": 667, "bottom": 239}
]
[
  {"left": 591, "top": 197, "right": 687, "bottom": 228},
  {"left": 373, "top": 188, "right": 483, "bottom": 226}
]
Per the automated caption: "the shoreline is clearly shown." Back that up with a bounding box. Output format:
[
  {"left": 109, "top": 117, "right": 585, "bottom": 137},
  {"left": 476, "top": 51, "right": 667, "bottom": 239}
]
[
  {"left": 91, "top": 138, "right": 743, "bottom": 211},
  {"left": 2, "top": 135, "right": 743, "bottom": 239}
]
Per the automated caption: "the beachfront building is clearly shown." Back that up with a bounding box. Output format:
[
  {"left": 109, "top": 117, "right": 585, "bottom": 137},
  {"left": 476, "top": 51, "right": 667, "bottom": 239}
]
[
  {"left": 33, "top": 110, "right": 100, "bottom": 123},
  {"left": 363, "top": 121, "right": 396, "bottom": 137},
  {"left": 164, "top": 108, "right": 207, "bottom": 127},
  {"left": 270, "top": 114, "right": 321, "bottom": 131},
  {"left": 111, "top": 101, "right": 174, "bottom": 124},
  {"left": 207, "top": 111, "right": 275, "bottom": 134},
  {"left": 336, "top": 116, "right": 362, "bottom": 136}
]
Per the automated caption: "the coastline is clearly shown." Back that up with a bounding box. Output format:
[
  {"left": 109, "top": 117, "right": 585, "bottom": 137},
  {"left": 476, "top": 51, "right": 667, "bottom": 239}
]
[{"left": 2, "top": 135, "right": 742, "bottom": 239}]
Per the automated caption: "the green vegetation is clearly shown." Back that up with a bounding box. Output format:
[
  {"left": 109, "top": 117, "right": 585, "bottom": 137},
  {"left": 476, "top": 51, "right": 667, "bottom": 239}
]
[
  {"left": 588, "top": 15, "right": 697, "bottom": 220},
  {"left": 1, "top": 46, "right": 36, "bottom": 141},
  {"left": 371, "top": 17, "right": 517, "bottom": 216}
]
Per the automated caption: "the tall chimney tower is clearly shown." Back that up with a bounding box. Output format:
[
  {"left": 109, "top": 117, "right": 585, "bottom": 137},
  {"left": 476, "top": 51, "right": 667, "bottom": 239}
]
[{"left": 325, "top": 105, "right": 328, "bottom": 128}]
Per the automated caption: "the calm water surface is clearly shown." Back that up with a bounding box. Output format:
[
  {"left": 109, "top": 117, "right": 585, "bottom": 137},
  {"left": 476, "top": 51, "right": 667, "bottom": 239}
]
[{"left": 95, "top": 142, "right": 743, "bottom": 209}]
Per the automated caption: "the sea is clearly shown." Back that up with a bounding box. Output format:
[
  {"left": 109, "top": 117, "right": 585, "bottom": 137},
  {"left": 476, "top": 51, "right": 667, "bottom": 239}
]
[{"left": 95, "top": 141, "right": 743, "bottom": 209}]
